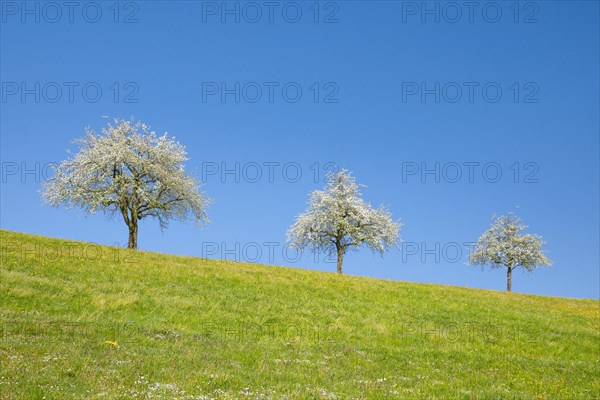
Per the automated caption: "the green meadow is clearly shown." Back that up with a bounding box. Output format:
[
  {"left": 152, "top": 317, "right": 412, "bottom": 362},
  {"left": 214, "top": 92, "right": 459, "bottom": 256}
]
[{"left": 0, "top": 229, "right": 598, "bottom": 399}]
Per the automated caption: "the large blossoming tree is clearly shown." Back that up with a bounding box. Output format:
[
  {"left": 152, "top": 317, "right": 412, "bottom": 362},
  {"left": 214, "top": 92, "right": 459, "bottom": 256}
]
[
  {"left": 287, "top": 169, "right": 401, "bottom": 274},
  {"left": 469, "top": 213, "right": 551, "bottom": 292},
  {"left": 42, "top": 118, "right": 210, "bottom": 249}
]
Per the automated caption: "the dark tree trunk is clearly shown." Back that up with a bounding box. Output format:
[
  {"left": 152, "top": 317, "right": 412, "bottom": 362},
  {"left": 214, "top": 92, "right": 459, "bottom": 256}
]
[
  {"left": 127, "top": 223, "right": 138, "bottom": 250},
  {"left": 336, "top": 245, "right": 344, "bottom": 274},
  {"left": 506, "top": 266, "right": 512, "bottom": 292}
]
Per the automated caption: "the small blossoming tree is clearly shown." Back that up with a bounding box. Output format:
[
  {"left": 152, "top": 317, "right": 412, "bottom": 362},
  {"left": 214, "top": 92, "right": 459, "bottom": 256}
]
[
  {"left": 287, "top": 169, "right": 401, "bottom": 274},
  {"left": 42, "top": 118, "right": 210, "bottom": 249},
  {"left": 469, "top": 213, "right": 551, "bottom": 292}
]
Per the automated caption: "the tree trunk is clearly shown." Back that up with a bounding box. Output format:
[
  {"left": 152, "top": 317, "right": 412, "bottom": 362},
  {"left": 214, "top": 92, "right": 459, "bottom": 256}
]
[
  {"left": 336, "top": 245, "right": 344, "bottom": 274},
  {"left": 506, "top": 266, "right": 512, "bottom": 292},
  {"left": 127, "top": 223, "right": 138, "bottom": 250}
]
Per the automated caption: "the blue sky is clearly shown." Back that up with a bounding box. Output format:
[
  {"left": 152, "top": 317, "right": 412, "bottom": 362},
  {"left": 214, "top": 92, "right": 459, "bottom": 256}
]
[{"left": 1, "top": 1, "right": 598, "bottom": 299}]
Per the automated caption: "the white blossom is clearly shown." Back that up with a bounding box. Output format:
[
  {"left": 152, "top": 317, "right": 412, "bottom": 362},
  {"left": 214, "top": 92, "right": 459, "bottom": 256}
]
[
  {"left": 42, "top": 117, "right": 210, "bottom": 249},
  {"left": 287, "top": 169, "right": 401, "bottom": 273},
  {"left": 469, "top": 213, "right": 551, "bottom": 291}
]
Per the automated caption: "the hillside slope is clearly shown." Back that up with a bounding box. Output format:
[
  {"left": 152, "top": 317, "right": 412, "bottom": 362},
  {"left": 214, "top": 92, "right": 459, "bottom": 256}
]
[{"left": 0, "top": 229, "right": 598, "bottom": 399}]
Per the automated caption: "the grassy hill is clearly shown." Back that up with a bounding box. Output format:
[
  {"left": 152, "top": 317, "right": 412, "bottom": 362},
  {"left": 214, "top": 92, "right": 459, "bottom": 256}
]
[{"left": 0, "top": 229, "right": 598, "bottom": 399}]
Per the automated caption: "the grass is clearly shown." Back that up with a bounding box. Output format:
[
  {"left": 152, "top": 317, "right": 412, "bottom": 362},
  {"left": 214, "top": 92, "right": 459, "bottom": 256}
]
[{"left": 0, "top": 229, "right": 598, "bottom": 399}]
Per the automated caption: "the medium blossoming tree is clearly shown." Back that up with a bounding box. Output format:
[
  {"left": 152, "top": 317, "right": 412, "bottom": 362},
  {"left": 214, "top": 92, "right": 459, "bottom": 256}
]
[
  {"left": 469, "top": 213, "right": 551, "bottom": 292},
  {"left": 42, "top": 118, "right": 210, "bottom": 249},
  {"left": 287, "top": 169, "right": 401, "bottom": 274}
]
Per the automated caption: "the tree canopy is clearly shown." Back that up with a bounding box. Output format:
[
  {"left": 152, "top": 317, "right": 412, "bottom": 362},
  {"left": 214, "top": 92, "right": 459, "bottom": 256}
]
[
  {"left": 42, "top": 118, "right": 210, "bottom": 249},
  {"left": 469, "top": 213, "right": 551, "bottom": 291},
  {"left": 287, "top": 169, "right": 401, "bottom": 273}
]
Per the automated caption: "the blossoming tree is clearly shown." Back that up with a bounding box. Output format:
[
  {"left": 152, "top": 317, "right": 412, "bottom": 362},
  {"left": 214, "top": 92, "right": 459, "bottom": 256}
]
[
  {"left": 42, "top": 118, "right": 210, "bottom": 249},
  {"left": 287, "top": 169, "right": 401, "bottom": 274},
  {"left": 469, "top": 213, "right": 551, "bottom": 292}
]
